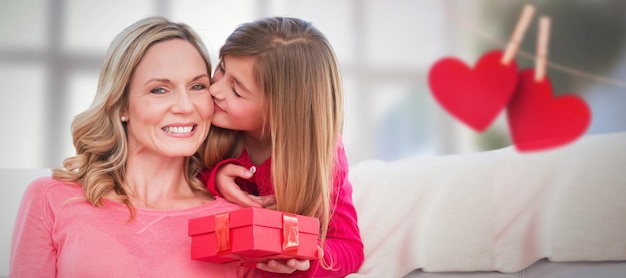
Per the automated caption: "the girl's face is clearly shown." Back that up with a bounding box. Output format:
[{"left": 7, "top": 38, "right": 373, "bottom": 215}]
[
  {"left": 209, "top": 55, "right": 266, "bottom": 138},
  {"left": 123, "top": 39, "right": 212, "bottom": 158}
]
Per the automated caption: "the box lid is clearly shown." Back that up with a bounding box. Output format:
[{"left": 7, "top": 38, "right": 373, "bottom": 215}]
[{"left": 189, "top": 207, "right": 320, "bottom": 236}]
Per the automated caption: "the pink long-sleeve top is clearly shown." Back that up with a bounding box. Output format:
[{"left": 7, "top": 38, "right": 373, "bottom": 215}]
[
  {"left": 200, "top": 140, "right": 365, "bottom": 277},
  {"left": 10, "top": 176, "right": 264, "bottom": 277}
]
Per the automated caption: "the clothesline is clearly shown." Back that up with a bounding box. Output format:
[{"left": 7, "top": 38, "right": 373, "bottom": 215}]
[{"left": 434, "top": 1, "right": 626, "bottom": 88}]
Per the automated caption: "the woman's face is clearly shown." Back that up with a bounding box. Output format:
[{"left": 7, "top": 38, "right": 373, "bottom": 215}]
[
  {"left": 123, "top": 39, "right": 212, "bottom": 158},
  {"left": 209, "top": 55, "right": 266, "bottom": 139}
]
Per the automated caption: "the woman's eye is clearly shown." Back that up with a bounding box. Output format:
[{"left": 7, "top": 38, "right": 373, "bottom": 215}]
[
  {"left": 191, "top": 84, "right": 207, "bottom": 91},
  {"left": 151, "top": 87, "right": 167, "bottom": 94}
]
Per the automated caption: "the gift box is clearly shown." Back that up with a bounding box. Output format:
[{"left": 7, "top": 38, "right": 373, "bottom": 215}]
[{"left": 189, "top": 207, "right": 319, "bottom": 266}]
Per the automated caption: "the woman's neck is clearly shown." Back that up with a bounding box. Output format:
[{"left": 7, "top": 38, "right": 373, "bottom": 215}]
[
  {"left": 243, "top": 133, "right": 272, "bottom": 165},
  {"left": 119, "top": 154, "right": 211, "bottom": 210}
]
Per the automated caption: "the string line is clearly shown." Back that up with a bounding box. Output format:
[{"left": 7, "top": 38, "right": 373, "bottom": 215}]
[{"left": 434, "top": 0, "right": 626, "bottom": 88}]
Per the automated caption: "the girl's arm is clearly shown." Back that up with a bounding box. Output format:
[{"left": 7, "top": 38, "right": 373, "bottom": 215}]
[
  {"left": 313, "top": 140, "right": 364, "bottom": 277},
  {"left": 200, "top": 159, "right": 268, "bottom": 207},
  {"left": 200, "top": 158, "right": 243, "bottom": 197}
]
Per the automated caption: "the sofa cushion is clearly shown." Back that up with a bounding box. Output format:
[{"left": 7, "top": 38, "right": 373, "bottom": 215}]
[{"left": 349, "top": 132, "right": 626, "bottom": 277}]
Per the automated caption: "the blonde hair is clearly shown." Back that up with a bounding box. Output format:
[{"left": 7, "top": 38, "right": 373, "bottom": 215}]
[
  {"left": 53, "top": 17, "right": 213, "bottom": 217},
  {"left": 203, "top": 17, "right": 344, "bottom": 266}
]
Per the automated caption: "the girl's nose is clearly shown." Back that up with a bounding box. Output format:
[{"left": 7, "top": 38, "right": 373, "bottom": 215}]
[{"left": 209, "top": 79, "right": 224, "bottom": 99}]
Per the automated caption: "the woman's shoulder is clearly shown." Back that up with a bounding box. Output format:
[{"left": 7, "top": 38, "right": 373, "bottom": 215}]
[{"left": 24, "top": 176, "right": 83, "bottom": 200}]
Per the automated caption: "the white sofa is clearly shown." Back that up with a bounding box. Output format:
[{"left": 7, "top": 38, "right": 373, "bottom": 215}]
[{"left": 2, "top": 132, "right": 626, "bottom": 277}]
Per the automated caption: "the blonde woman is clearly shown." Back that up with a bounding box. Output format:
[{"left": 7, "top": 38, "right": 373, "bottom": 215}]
[
  {"left": 10, "top": 17, "right": 256, "bottom": 277},
  {"left": 201, "top": 17, "right": 364, "bottom": 276}
]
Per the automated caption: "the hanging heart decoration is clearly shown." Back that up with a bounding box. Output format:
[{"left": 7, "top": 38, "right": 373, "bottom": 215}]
[
  {"left": 506, "top": 69, "right": 591, "bottom": 151},
  {"left": 428, "top": 50, "right": 519, "bottom": 132}
]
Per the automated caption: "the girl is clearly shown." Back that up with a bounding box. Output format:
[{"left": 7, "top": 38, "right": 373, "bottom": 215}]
[{"left": 201, "top": 17, "right": 364, "bottom": 277}]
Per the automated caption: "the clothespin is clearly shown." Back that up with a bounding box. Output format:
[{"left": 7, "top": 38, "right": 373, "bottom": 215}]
[
  {"left": 534, "top": 16, "right": 551, "bottom": 82},
  {"left": 501, "top": 4, "right": 535, "bottom": 65}
]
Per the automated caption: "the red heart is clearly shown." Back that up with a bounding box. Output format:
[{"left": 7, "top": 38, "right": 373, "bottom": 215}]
[
  {"left": 507, "top": 69, "right": 591, "bottom": 152},
  {"left": 428, "top": 50, "right": 519, "bottom": 131}
]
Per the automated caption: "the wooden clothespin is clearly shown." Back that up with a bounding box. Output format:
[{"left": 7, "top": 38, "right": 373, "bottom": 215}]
[
  {"left": 534, "top": 16, "right": 551, "bottom": 82},
  {"left": 501, "top": 4, "right": 535, "bottom": 65}
]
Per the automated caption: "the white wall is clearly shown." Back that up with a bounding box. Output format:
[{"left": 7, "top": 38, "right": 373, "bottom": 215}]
[{"left": 1, "top": 0, "right": 625, "bottom": 169}]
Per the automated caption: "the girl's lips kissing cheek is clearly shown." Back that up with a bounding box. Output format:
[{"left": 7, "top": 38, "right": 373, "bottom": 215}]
[{"left": 214, "top": 102, "right": 225, "bottom": 113}]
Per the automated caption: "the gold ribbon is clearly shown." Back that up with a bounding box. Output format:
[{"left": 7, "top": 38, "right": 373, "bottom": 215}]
[
  {"left": 215, "top": 213, "right": 231, "bottom": 255},
  {"left": 282, "top": 213, "right": 300, "bottom": 254}
]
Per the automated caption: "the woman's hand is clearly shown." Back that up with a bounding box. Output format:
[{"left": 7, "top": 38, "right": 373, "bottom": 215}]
[
  {"left": 256, "top": 259, "right": 310, "bottom": 274},
  {"left": 215, "top": 163, "right": 275, "bottom": 207}
]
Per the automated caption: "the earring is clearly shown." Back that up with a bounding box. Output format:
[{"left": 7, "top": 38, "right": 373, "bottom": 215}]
[{"left": 121, "top": 116, "right": 127, "bottom": 122}]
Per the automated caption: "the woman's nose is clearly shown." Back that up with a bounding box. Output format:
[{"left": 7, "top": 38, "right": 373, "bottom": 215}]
[{"left": 172, "top": 90, "right": 194, "bottom": 113}]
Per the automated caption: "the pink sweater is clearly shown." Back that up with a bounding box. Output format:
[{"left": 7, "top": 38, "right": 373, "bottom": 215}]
[
  {"left": 10, "top": 177, "right": 265, "bottom": 277},
  {"left": 201, "top": 140, "right": 365, "bottom": 277}
]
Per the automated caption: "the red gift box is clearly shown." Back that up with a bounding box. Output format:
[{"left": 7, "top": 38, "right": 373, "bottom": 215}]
[{"left": 189, "top": 207, "right": 319, "bottom": 267}]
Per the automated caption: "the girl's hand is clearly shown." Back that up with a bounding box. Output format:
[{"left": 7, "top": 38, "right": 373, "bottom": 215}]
[
  {"left": 256, "top": 259, "right": 310, "bottom": 274},
  {"left": 215, "top": 164, "right": 275, "bottom": 207}
]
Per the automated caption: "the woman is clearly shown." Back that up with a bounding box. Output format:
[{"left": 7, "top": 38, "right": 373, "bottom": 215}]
[{"left": 10, "top": 17, "right": 253, "bottom": 277}]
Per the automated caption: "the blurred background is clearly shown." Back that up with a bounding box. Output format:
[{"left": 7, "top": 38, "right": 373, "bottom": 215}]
[{"left": 1, "top": 0, "right": 625, "bottom": 169}]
